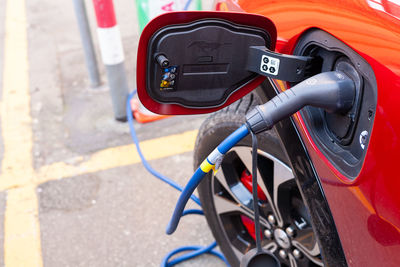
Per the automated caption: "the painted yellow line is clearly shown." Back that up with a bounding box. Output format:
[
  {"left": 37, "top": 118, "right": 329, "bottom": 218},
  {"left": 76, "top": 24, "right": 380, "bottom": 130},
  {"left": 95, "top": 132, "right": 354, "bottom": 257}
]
[
  {"left": 0, "top": 1, "right": 198, "bottom": 266},
  {"left": 0, "top": 129, "right": 199, "bottom": 192},
  {"left": 1, "top": 0, "right": 43, "bottom": 265},
  {"left": 4, "top": 186, "right": 42, "bottom": 267},
  {"left": 0, "top": 0, "right": 34, "bottom": 188},
  {"left": 36, "top": 129, "right": 198, "bottom": 185}
]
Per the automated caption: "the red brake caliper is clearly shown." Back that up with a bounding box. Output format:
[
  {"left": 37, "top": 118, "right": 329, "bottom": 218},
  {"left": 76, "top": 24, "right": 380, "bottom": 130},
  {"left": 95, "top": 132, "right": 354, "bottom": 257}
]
[{"left": 239, "top": 169, "right": 267, "bottom": 240}]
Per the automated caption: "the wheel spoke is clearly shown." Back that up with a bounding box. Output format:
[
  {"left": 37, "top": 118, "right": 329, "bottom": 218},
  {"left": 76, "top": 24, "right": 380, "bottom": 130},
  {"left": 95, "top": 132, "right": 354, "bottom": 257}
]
[
  {"left": 211, "top": 145, "right": 322, "bottom": 267},
  {"left": 231, "top": 147, "right": 281, "bottom": 221},
  {"left": 288, "top": 254, "right": 298, "bottom": 267},
  {"left": 213, "top": 194, "right": 270, "bottom": 228},
  {"left": 232, "top": 146, "right": 295, "bottom": 227},
  {"left": 263, "top": 241, "right": 278, "bottom": 253},
  {"left": 213, "top": 193, "right": 252, "bottom": 217},
  {"left": 292, "top": 227, "right": 319, "bottom": 256},
  {"left": 214, "top": 169, "right": 252, "bottom": 207},
  {"left": 292, "top": 239, "right": 320, "bottom": 257},
  {"left": 292, "top": 240, "right": 323, "bottom": 266},
  {"left": 213, "top": 169, "right": 232, "bottom": 194},
  {"left": 232, "top": 245, "right": 245, "bottom": 259},
  {"left": 271, "top": 153, "right": 295, "bottom": 227}
]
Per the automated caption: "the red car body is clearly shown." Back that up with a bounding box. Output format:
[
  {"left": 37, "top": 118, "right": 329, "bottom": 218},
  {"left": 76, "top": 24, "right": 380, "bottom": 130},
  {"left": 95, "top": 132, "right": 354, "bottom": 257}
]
[{"left": 213, "top": 0, "right": 400, "bottom": 266}]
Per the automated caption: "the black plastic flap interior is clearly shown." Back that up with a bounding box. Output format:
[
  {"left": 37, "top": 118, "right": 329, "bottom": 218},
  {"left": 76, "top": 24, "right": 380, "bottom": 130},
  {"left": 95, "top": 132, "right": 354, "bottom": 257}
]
[{"left": 146, "top": 19, "right": 271, "bottom": 108}]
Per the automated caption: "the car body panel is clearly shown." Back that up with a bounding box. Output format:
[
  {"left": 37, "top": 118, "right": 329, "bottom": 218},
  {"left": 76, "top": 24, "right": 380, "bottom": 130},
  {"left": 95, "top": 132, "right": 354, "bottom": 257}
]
[{"left": 215, "top": 0, "right": 400, "bottom": 266}]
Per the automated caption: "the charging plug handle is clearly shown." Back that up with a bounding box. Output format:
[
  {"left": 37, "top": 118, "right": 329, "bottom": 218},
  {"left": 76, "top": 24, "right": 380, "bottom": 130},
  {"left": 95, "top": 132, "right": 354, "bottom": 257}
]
[{"left": 246, "top": 71, "right": 356, "bottom": 133}]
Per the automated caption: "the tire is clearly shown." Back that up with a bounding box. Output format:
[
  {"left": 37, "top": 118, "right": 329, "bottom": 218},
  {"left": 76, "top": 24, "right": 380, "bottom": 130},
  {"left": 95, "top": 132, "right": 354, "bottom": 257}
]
[{"left": 194, "top": 94, "right": 323, "bottom": 267}]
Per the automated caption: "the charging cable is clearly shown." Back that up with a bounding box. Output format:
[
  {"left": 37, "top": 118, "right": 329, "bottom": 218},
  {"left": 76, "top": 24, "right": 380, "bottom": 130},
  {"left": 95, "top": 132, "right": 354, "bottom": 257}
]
[
  {"left": 127, "top": 92, "right": 230, "bottom": 267},
  {"left": 166, "top": 71, "right": 356, "bottom": 236},
  {"left": 166, "top": 124, "right": 249, "bottom": 234},
  {"left": 249, "top": 130, "right": 261, "bottom": 253},
  {"left": 128, "top": 70, "right": 355, "bottom": 266},
  {"left": 124, "top": 1, "right": 230, "bottom": 266}
]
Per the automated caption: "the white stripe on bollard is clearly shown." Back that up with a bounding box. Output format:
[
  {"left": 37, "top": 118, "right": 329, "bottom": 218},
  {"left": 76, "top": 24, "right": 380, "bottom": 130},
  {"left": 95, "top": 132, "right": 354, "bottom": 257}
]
[{"left": 97, "top": 25, "right": 125, "bottom": 66}]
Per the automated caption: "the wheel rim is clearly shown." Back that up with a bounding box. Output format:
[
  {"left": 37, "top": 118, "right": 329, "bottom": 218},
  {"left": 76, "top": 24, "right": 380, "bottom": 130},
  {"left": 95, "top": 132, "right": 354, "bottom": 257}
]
[{"left": 211, "top": 146, "right": 324, "bottom": 267}]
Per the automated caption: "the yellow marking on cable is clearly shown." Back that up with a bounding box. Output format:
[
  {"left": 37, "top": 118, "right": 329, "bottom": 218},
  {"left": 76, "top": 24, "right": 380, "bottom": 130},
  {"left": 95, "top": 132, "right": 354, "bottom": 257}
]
[
  {"left": 200, "top": 159, "right": 214, "bottom": 173},
  {"left": 1, "top": 0, "right": 43, "bottom": 265},
  {"left": 36, "top": 130, "right": 198, "bottom": 184}
]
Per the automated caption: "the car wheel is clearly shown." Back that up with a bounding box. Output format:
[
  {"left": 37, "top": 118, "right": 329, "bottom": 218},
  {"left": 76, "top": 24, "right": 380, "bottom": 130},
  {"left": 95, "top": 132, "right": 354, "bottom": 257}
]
[{"left": 194, "top": 94, "right": 324, "bottom": 267}]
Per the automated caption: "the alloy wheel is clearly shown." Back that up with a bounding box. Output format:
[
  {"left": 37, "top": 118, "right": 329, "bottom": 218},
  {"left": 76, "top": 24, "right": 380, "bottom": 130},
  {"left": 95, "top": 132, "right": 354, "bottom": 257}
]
[{"left": 211, "top": 146, "right": 323, "bottom": 267}]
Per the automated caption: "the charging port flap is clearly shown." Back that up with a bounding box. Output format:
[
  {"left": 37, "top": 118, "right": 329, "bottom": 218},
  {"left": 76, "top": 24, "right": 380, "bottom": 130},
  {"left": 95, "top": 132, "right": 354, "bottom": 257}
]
[{"left": 136, "top": 11, "right": 277, "bottom": 115}]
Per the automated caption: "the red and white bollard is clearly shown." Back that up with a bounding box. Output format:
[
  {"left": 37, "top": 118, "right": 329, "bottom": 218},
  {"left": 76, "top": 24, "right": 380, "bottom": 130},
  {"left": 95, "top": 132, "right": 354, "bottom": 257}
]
[{"left": 93, "top": 0, "right": 129, "bottom": 121}]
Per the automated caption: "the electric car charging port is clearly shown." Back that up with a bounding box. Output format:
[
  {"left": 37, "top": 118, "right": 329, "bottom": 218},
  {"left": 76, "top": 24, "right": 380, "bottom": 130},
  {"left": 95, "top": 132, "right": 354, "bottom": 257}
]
[
  {"left": 293, "top": 29, "right": 378, "bottom": 178},
  {"left": 329, "top": 57, "right": 362, "bottom": 145},
  {"left": 295, "top": 44, "right": 363, "bottom": 146}
]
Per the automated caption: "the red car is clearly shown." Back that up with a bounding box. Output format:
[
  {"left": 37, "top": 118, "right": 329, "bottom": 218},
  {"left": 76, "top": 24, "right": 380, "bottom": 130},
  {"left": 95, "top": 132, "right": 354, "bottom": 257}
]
[{"left": 137, "top": 1, "right": 400, "bottom": 266}]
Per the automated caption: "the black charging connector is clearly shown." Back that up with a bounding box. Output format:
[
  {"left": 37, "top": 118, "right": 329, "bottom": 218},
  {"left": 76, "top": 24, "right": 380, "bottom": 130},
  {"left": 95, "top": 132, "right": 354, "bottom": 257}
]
[{"left": 246, "top": 71, "right": 356, "bottom": 134}]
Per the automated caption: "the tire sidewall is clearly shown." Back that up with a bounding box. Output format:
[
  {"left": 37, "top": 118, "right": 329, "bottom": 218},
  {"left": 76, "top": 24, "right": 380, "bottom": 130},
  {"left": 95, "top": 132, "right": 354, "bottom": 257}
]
[{"left": 194, "top": 111, "right": 287, "bottom": 267}]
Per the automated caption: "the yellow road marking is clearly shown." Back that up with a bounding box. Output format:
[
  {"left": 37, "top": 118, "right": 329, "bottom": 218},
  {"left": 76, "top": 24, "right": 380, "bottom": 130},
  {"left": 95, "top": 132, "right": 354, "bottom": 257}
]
[
  {"left": 4, "top": 186, "right": 42, "bottom": 267},
  {"left": 1, "top": 0, "right": 34, "bottom": 186},
  {"left": 1, "top": 0, "right": 199, "bottom": 265},
  {"left": 2, "top": 0, "right": 43, "bottom": 265},
  {"left": 0, "top": 128, "right": 198, "bottom": 191},
  {"left": 36, "top": 130, "right": 198, "bottom": 185}
]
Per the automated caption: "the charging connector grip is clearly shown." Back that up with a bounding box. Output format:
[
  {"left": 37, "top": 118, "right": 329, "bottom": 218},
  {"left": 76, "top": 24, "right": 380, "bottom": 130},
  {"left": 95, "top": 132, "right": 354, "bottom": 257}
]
[{"left": 246, "top": 71, "right": 355, "bottom": 133}]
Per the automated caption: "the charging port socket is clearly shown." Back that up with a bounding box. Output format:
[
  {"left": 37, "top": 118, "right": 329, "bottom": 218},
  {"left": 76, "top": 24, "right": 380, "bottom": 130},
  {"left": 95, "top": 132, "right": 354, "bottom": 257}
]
[{"left": 292, "top": 29, "right": 377, "bottom": 179}]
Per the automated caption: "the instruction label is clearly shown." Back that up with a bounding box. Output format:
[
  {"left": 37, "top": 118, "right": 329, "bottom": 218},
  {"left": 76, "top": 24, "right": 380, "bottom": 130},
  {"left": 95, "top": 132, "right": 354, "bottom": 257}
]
[{"left": 260, "top": 55, "right": 280, "bottom": 76}]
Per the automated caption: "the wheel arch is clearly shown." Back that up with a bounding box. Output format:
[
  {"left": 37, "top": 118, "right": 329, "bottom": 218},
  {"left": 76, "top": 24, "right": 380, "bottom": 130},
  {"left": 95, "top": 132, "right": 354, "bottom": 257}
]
[{"left": 254, "top": 80, "right": 348, "bottom": 266}]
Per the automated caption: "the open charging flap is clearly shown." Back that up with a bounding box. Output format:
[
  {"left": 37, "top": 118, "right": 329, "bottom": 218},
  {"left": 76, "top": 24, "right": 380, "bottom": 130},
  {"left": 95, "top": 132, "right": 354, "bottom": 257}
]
[{"left": 136, "top": 11, "right": 277, "bottom": 115}]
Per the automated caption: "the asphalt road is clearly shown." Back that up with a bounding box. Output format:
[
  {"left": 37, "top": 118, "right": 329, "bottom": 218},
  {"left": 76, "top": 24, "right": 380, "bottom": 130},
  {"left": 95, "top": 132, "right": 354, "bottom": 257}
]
[{"left": 0, "top": 0, "right": 224, "bottom": 266}]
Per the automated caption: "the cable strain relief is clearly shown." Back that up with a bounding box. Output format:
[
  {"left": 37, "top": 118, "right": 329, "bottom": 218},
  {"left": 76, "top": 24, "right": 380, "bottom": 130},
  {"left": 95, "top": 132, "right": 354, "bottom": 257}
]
[{"left": 245, "top": 105, "right": 273, "bottom": 134}]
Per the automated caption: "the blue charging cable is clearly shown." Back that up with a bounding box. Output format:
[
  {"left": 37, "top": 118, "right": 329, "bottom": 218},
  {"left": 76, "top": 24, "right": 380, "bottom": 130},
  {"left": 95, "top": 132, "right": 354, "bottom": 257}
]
[
  {"left": 166, "top": 125, "right": 249, "bottom": 235},
  {"left": 183, "top": 0, "right": 194, "bottom": 11},
  {"left": 127, "top": 91, "right": 230, "bottom": 266}
]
